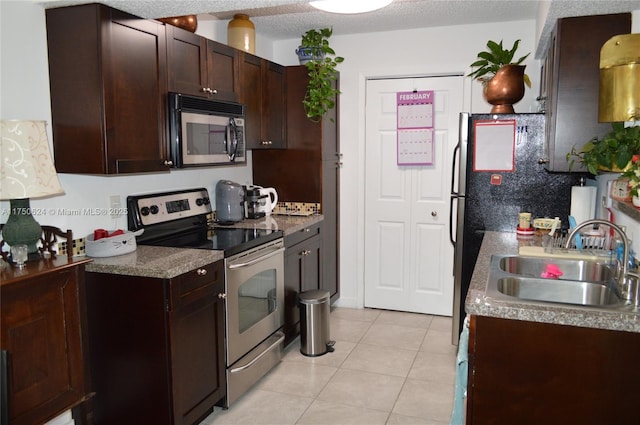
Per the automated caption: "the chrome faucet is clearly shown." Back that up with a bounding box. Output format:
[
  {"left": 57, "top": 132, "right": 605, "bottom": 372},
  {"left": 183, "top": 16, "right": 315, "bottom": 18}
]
[{"left": 565, "top": 219, "right": 633, "bottom": 301}]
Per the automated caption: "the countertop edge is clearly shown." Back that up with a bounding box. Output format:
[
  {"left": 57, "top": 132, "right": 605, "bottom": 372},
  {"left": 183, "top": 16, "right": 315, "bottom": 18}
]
[
  {"left": 84, "top": 215, "right": 322, "bottom": 279},
  {"left": 465, "top": 231, "right": 640, "bottom": 333}
]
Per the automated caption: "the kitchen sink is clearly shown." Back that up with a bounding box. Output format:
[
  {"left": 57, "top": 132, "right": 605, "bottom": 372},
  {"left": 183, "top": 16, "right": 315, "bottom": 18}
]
[
  {"left": 499, "top": 256, "right": 614, "bottom": 283},
  {"left": 496, "top": 276, "right": 620, "bottom": 306},
  {"left": 486, "top": 254, "right": 625, "bottom": 309}
]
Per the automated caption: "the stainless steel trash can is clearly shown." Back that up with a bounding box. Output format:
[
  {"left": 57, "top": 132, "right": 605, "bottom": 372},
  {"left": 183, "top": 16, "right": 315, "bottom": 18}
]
[{"left": 298, "top": 289, "right": 335, "bottom": 356}]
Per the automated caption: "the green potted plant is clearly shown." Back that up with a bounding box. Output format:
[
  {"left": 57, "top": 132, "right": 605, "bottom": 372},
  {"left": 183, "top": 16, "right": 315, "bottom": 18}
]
[
  {"left": 621, "top": 155, "right": 640, "bottom": 206},
  {"left": 296, "top": 28, "right": 344, "bottom": 121},
  {"left": 468, "top": 39, "right": 531, "bottom": 113},
  {"left": 566, "top": 122, "right": 640, "bottom": 175}
]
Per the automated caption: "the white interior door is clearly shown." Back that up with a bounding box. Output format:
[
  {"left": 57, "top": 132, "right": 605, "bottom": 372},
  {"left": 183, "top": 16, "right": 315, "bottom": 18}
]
[{"left": 364, "top": 76, "right": 463, "bottom": 315}]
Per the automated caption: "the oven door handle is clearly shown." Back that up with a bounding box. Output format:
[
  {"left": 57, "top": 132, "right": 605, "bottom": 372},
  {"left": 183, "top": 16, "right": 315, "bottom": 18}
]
[
  {"left": 227, "top": 247, "right": 285, "bottom": 270},
  {"left": 229, "top": 332, "right": 285, "bottom": 374}
]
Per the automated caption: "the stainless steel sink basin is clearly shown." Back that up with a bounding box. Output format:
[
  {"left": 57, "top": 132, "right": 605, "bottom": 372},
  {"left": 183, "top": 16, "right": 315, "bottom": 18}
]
[
  {"left": 496, "top": 276, "right": 620, "bottom": 306},
  {"left": 486, "top": 255, "right": 624, "bottom": 309},
  {"left": 499, "top": 256, "right": 614, "bottom": 283}
]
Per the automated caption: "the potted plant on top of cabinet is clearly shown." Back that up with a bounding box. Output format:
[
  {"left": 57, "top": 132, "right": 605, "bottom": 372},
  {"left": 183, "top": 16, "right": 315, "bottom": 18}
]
[
  {"left": 566, "top": 122, "right": 640, "bottom": 175},
  {"left": 467, "top": 39, "right": 531, "bottom": 113},
  {"left": 295, "top": 27, "right": 344, "bottom": 121}
]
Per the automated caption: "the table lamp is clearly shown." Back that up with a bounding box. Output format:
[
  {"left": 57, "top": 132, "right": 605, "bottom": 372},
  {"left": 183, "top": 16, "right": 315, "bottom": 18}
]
[{"left": 1, "top": 120, "right": 64, "bottom": 259}]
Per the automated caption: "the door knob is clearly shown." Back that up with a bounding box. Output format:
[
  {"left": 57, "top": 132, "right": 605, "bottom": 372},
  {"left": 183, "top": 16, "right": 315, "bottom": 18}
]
[
  {"left": 431, "top": 211, "right": 438, "bottom": 217},
  {"left": 218, "top": 293, "right": 227, "bottom": 299}
]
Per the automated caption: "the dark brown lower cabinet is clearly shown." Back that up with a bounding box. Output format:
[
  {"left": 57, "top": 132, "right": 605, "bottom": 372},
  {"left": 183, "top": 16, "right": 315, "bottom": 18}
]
[
  {"left": 467, "top": 315, "right": 640, "bottom": 425},
  {"left": 1, "top": 258, "right": 92, "bottom": 425},
  {"left": 84, "top": 261, "right": 226, "bottom": 425},
  {"left": 283, "top": 223, "right": 322, "bottom": 345}
]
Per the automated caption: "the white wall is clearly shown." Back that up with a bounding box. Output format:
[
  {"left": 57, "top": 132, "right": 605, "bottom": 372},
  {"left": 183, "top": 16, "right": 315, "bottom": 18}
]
[
  {"left": 0, "top": 1, "right": 254, "bottom": 238},
  {"left": 270, "top": 20, "right": 541, "bottom": 308}
]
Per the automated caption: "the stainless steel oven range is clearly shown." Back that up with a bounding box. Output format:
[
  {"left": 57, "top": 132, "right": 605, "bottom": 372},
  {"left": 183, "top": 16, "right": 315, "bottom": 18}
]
[{"left": 127, "top": 187, "right": 285, "bottom": 408}]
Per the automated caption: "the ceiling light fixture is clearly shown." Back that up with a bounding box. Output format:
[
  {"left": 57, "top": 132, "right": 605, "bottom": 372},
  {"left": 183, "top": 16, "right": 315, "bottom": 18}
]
[{"left": 310, "top": 0, "right": 393, "bottom": 14}]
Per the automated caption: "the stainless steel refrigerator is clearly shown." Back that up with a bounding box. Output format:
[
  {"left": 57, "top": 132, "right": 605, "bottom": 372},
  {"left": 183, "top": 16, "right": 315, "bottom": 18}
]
[{"left": 449, "top": 112, "right": 580, "bottom": 344}]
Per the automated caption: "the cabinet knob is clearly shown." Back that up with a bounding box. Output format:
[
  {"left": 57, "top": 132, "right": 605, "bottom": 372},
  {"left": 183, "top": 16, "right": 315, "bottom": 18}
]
[
  {"left": 301, "top": 249, "right": 311, "bottom": 256},
  {"left": 201, "top": 87, "right": 218, "bottom": 95},
  {"left": 196, "top": 268, "right": 207, "bottom": 276},
  {"left": 304, "top": 228, "right": 310, "bottom": 232},
  {"left": 337, "top": 161, "right": 343, "bottom": 167},
  {"left": 164, "top": 160, "right": 173, "bottom": 166},
  {"left": 260, "top": 140, "right": 273, "bottom": 145},
  {"left": 218, "top": 293, "right": 227, "bottom": 299},
  {"left": 538, "top": 158, "right": 550, "bottom": 164}
]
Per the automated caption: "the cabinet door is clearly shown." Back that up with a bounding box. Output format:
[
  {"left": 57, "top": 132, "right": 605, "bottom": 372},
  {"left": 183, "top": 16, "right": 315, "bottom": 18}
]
[
  {"left": 283, "top": 232, "right": 321, "bottom": 344},
  {"left": 468, "top": 315, "right": 640, "bottom": 424},
  {"left": 46, "top": 4, "right": 170, "bottom": 174},
  {"left": 262, "top": 61, "right": 286, "bottom": 149},
  {"left": 207, "top": 40, "right": 240, "bottom": 102},
  {"left": 166, "top": 25, "right": 208, "bottom": 96},
  {"left": 105, "top": 14, "right": 169, "bottom": 173},
  {"left": 169, "top": 262, "right": 226, "bottom": 425},
  {"left": 241, "top": 53, "right": 264, "bottom": 149},
  {"left": 1, "top": 267, "right": 85, "bottom": 425},
  {"left": 321, "top": 159, "right": 340, "bottom": 301},
  {"left": 544, "top": 13, "right": 631, "bottom": 172}
]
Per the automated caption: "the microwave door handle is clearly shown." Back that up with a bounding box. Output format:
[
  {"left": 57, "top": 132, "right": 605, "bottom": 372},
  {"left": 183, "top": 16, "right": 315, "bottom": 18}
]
[{"left": 227, "top": 117, "right": 239, "bottom": 162}]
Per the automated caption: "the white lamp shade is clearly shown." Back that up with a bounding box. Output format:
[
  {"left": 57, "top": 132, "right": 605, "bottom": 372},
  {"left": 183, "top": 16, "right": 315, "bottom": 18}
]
[{"left": 1, "top": 120, "right": 64, "bottom": 200}]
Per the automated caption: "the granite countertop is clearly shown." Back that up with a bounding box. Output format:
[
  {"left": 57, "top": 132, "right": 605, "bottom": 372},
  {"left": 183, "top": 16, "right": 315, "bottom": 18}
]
[
  {"left": 214, "top": 214, "right": 323, "bottom": 236},
  {"left": 85, "top": 245, "right": 223, "bottom": 279},
  {"left": 466, "top": 231, "right": 640, "bottom": 333},
  {"left": 85, "top": 214, "right": 323, "bottom": 279}
]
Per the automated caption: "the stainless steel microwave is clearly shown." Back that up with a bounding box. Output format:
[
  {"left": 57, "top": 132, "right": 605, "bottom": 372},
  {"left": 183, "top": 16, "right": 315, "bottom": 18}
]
[{"left": 168, "top": 92, "right": 246, "bottom": 167}]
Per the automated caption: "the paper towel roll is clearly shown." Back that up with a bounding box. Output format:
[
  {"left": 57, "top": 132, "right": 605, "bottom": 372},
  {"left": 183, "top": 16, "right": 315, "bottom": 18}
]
[{"left": 570, "top": 186, "right": 597, "bottom": 225}]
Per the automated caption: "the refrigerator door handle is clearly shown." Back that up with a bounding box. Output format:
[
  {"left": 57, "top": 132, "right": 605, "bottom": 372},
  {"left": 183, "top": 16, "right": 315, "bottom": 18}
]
[
  {"left": 449, "top": 195, "right": 457, "bottom": 246},
  {"left": 450, "top": 144, "right": 460, "bottom": 195}
]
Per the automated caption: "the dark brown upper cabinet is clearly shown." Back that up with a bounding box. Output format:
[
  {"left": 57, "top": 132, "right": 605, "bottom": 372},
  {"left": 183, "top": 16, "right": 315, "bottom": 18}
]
[
  {"left": 46, "top": 3, "right": 171, "bottom": 174},
  {"left": 541, "top": 13, "right": 631, "bottom": 172},
  {"left": 240, "top": 53, "right": 286, "bottom": 149},
  {"left": 166, "top": 25, "right": 240, "bottom": 102}
]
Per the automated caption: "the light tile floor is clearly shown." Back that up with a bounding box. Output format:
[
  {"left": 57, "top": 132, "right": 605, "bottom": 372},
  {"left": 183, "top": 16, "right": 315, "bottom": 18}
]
[{"left": 202, "top": 307, "right": 457, "bottom": 425}]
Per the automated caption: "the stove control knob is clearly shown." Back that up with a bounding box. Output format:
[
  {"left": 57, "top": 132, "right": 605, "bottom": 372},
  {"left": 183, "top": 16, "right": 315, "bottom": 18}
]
[
  {"left": 140, "top": 206, "right": 150, "bottom": 216},
  {"left": 150, "top": 205, "right": 160, "bottom": 214},
  {"left": 196, "top": 198, "right": 204, "bottom": 206},
  {"left": 203, "top": 197, "right": 210, "bottom": 205}
]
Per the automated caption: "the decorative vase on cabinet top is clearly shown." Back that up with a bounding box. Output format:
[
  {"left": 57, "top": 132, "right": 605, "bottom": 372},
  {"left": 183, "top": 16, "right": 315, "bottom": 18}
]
[
  {"left": 482, "top": 64, "right": 526, "bottom": 114},
  {"left": 158, "top": 15, "right": 198, "bottom": 32},
  {"left": 228, "top": 14, "right": 255, "bottom": 54}
]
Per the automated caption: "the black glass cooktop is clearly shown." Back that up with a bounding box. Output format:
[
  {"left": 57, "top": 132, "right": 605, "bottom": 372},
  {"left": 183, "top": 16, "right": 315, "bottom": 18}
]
[{"left": 137, "top": 220, "right": 282, "bottom": 258}]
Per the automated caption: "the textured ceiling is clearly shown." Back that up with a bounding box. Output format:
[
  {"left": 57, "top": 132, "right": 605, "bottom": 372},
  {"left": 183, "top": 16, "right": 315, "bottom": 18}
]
[{"left": 38, "top": 0, "right": 640, "bottom": 57}]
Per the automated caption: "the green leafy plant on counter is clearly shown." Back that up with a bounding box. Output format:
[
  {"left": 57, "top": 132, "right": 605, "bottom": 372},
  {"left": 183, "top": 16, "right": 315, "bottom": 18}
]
[
  {"left": 467, "top": 39, "right": 531, "bottom": 88},
  {"left": 566, "top": 122, "right": 640, "bottom": 175},
  {"left": 299, "top": 28, "right": 344, "bottom": 122}
]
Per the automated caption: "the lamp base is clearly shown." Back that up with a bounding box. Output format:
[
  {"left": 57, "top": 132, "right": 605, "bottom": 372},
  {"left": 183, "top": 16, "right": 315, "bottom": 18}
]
[{"left": 2, "top": 198, "right": 43, "bottom": 258}]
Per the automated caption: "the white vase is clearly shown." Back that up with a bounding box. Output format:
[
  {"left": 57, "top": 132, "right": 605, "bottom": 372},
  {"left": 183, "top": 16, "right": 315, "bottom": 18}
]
[{"left": 632, "top": 195, "right": 640, "bottom": 208}]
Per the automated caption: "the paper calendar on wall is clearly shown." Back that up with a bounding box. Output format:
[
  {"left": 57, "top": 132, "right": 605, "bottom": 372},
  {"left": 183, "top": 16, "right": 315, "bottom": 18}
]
[{"left": 396, "top": 90, "right": 434, "bottom": 166}]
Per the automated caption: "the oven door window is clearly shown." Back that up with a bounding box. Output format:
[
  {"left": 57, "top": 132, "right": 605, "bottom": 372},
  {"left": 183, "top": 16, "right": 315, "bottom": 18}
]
[{"left": 237, "top": 269, "right": 277, "bottom": 333}]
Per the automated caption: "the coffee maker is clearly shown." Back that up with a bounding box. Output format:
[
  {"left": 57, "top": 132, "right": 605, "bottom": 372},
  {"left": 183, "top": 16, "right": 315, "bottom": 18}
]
[{"left": 244, "top": 186, "right": 267, "bottom": 219}]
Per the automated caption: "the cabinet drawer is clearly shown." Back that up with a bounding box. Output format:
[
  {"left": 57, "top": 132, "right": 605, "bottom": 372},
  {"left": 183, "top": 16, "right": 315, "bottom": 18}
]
[
  {"left": 169, "top": 261, "right": 223, "bottom": 310},
  {"left": 285, "top": 223, "right": 321, "bottom": 248}
]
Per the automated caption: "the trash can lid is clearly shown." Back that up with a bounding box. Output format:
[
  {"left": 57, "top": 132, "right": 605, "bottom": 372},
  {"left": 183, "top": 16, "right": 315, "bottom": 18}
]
[{"left": 298, "top": 289, "right": 330, "bottom": 304}]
